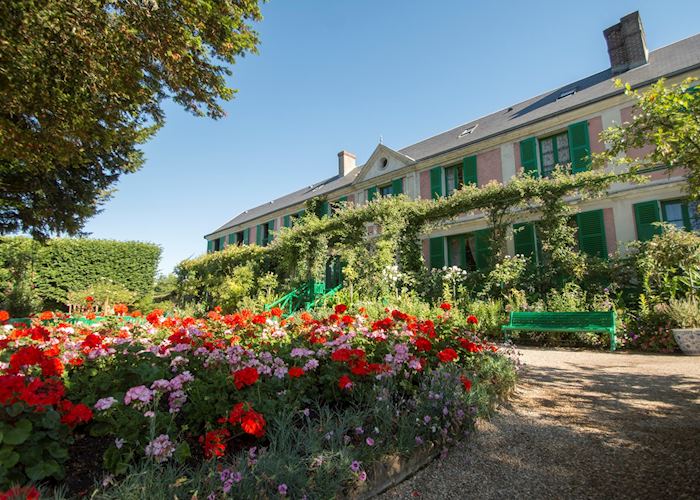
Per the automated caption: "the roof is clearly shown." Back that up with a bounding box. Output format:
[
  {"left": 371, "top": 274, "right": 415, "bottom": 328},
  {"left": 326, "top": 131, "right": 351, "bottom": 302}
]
[
  {"left": 399, "top": 33, "right": 700, "bottom": 161},
  {"left": 207, "top": 32, "right": 700, "bottom": 238},
  {"left": 207, "top": 168, "right": 361, "bottom": 236}
]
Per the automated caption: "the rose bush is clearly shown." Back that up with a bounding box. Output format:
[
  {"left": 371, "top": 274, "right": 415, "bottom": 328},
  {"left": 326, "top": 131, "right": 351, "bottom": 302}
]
[{"left": 0, "top": 303, "right": 517, "bottom": 497}]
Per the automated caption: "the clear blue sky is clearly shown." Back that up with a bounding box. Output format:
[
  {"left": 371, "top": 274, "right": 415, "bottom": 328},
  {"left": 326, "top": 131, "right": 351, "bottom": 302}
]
[{"left": 81, "top": 0, "right": 700, "bottom": 274}]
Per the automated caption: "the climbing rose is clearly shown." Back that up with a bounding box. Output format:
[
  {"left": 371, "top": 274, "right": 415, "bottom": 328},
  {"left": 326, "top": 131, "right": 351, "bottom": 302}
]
[
  {"left": 232, "top": 367, "right": 259, "bottom": 390},
  {"left": 437, "top": 348, "right": 458, "bottom": 363}
]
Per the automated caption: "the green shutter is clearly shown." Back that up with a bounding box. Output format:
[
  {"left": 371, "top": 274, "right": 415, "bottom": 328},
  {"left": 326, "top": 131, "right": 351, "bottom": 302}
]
[
  {"left": 338, "top": 196, "right": 348, "bottom": 203},
  {"left": 243, "top": 228, "right": 250, "bottom": 245},
  {"left": 429, "top": 237, "right": 445, "bottom": 269},
  {"left": 519, "top": 137, "right": 539, "bottom": 177},
  {"left": 634, "top": 201, "right": 661, "bottom": 241},
  {"left": 430, "top": 167, "right": 443, "bottom": 198},
  {"left": 207, "top": 240, "right": 214, "bottom": 253},
  {"left": 228, "top": 233, "right": 236, "bottom": 245},
  {"left": 391, "top": 178, "right": 403, "bottom": 196},
  {"left": 568, "top": 121, "right": 591, "bottom": 173},
  {"left": 283, "top": 215, "right": 291, "bottom": 228},
  {"left": 319, "top": 201, "right": 329, "bottom": 217},
  {"left": 267, "top": 220, "right": 275, "bottom": 242},
  {"left": 576, "top": 209, "right": 607, "bottom": 259},
  {"left": 474, "top": 229, "right": 492, "bottom": 271},
  {"left": 462, "top": 156, "right": 478, "bottom": 186},
  {"left": 513, "top": 223, "right": 537, "bottom": 260},
  {"left": 219, "top": 237, "right": 226, "bottom": 250},
  {"left": 256, "top": 225, "right": 263, "bottom": 246},
  {"left": 367, "top": 186, "right": 377, "bottom": 202}
]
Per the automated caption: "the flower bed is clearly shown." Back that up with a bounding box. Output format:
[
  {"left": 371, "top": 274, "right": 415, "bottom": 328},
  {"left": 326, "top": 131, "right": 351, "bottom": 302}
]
[{"left": 0, "top": 304, "right": 517, "bottom": 498}]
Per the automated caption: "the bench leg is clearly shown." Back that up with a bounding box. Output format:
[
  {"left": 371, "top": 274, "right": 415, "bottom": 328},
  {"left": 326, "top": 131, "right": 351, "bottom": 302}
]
[{"left": 610, "top": 331, "right": 616, "bottom": 352}]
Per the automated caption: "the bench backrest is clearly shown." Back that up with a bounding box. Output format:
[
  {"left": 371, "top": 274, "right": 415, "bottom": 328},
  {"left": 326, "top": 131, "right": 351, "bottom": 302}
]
[{"left": 508, "top": 311, "right": 615, "bottom": 330}]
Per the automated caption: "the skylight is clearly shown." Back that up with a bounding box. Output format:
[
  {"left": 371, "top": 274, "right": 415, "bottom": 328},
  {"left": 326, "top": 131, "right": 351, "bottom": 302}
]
[
  {"left": 458, "top": 124, "right": 478, "bottom": 138},
  {"left": 558, "top": 88, "right": 577, "bottom": 99}
]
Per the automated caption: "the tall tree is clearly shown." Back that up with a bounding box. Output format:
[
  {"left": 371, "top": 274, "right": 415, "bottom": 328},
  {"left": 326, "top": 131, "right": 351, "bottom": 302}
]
[
  {"left": 594, "top": 77, "right": 700, "bottom": 203},
  {"left": 0, "top": 0, "right": 263, "bottom": 238}
]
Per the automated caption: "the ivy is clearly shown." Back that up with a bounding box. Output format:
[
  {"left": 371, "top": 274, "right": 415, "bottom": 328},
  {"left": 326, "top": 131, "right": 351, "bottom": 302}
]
[{"left": 177, "top": 168, "right": 642, "bottom": 309}]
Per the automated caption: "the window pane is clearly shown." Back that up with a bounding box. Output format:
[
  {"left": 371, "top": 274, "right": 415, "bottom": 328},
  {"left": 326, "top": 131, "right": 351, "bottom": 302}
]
[
  {"left": 663, "top": 201, "right": 685, "bottom": 230},
  {"left": 448, "top": 238, "right": 461, "bottom": 267},
  {"left": 465, "top": 235, "right": 477, "bottom": 271},
  {"left": 379, "top": 185, "right": 393, "bottom": 197},
  {"left": 556, "top": 133, "right": 570, "bottom": 165},
  {"left": 541, "top": 138, "right": 555, "bottom": 177},
  {"left": 445, "top": 167, "right": 456, "bottom": 195}
]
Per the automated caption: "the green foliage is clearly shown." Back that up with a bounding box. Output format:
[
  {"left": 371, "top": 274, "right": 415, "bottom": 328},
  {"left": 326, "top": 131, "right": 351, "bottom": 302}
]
[
  {"left": 66, "top": 280, "right": 136, "bottom": 313},
  {"left": 594, "top": 77, "right": 700, "bottom": 203},
  {"left": 630, "top": 224, "right": 700, "bottom": 304},
  {"left": 0, "top": 236, "right": 160, "bottom": 313},
  {"left": 0, "top": 0, "right": 264, "bottom": 238},
  {"left": 660, "top": 298, "right": 700, "bottom": 329}
]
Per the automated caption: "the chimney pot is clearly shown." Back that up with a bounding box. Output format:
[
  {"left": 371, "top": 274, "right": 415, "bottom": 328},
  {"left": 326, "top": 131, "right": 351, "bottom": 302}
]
[
  {"left": 604, "top": 11, "right": 648, "bottom": 75},
  {"left": 338, "top": 150, "right": 356, "bottom": 177}
]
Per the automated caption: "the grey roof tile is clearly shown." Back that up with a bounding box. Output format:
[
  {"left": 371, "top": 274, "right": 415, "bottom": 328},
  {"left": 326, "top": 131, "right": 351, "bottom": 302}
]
[{"left": 207, "top": 33, "right": 700, "bottom": 238}]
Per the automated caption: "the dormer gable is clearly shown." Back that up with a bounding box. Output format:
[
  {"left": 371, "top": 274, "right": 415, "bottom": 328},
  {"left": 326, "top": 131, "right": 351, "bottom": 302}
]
[{"left": 353, "top": 144, "right": 414, "bottom": 185}]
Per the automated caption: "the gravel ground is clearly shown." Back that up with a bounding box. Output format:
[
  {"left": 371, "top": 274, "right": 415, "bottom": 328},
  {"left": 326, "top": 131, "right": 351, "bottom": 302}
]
[{"left": 379, "top": 348, "right": 700, "bottom": 500}]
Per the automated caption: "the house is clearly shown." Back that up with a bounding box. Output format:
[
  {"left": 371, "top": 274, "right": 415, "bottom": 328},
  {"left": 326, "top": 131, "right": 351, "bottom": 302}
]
[{"left": 204, "top": 12, "right": 699, "bottom": 272}]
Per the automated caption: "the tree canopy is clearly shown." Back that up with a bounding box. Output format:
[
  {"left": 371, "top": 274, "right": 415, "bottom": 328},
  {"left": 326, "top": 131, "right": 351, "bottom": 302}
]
[
  {"left": 0, "top": 0, "right": 263, "bottom": 238},
  {"left": 594, "top": 77, "right": 700, "bottom": 203}
]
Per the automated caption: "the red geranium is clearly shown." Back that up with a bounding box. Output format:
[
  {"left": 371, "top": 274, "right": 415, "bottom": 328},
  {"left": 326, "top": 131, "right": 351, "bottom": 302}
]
[
  {"left": 40, "top": 357, "right": 64, "bottom": 377},
  {"left": 288, "top": 367, "right": 304, "bottom": 378},
  {"left": 439, "top": 302, "right": 451, "bottom": 311},
  {"left": 200, "top": 428, "right": 230, "bottom": 459},
  {"left": 241, "top": 409, "right": 266, "bottom": 438},
  {"left": 334, "top": 304, "right": 348, "bottom": 314},
  {"left": 0, "top": 486, "right": 40, "bottom": 500},
  {"left": 252, "top": 314, "right": 267, "bottom": 325},
  {"left": 227, "top": 402, "right": 248, "bottom": 425},
  {"left": 467, "top": 315, "right": 478, "bottom": 325},
  {"left": 437, "top": 348, "right": 458, "bottom": 363},
  {"left": 459, "top": 338, "right": 483, "bottom": 353},
  {"left": 460, "top": 376, "right": 472, "bottom": 392},
  {"left": 39, "top": 311, "right": 54, "bottom": 321},
  {"left": 113, "top": 303, "right": 128, "bottom": 315},
  {"left": 0, "top": 310, "right": 9, "bottom": 322},
  {"left": 338, "top": 375, "right": 352, "bottom": 390},
  {"left": 20, "top": 378, "right": 65, "bottom": 407},
  {"left": 415, "top": 337, "right": 432, "bottom": 352},
  {"left": 146, "top": 309, "right": 164, "bottom": 325},
  {"left": 269, "top": 307, "right": 284, "bottom": 318},
  {"left": 59, "top": 400, "right": 93, "bottom": 427},
  {"left": 232, "top": 367, "right": 259, "bottom": 390}
]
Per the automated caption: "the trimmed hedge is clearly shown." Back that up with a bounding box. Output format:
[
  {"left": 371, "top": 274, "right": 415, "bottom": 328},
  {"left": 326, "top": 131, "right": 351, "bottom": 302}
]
[{"left": 0, "top": 237, "right": 161, "bottom": 312}]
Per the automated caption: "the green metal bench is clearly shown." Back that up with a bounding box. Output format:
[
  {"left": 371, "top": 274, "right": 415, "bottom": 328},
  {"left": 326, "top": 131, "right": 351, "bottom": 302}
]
[{"left": 502, "top": 311, "right": 617, "bottom": 351}]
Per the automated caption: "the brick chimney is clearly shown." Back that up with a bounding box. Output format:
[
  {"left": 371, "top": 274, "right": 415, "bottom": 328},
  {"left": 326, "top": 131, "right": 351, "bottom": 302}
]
[
  {"left": 603, "top": 11, "right": 649, "bottom": 75},
  {"left": 338, "top": 150, "right": 356, "bottom": 177}
]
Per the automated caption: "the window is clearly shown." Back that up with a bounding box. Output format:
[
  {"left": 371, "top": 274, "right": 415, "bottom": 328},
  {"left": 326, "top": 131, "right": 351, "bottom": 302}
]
[
  {"left": 379, "top": 184, "right": 393, "bottom": 197},
  {"left": 661, "top": 199, "right": 700, "bottom": 231},
  {"left": 519, "top": 121, "right": 590, "bottom": 177},
  {"left": 445, "top": 165, "right": 464, "bottom": 196},
  {"left": 235, "top": 231, "right": 245, "bottom": 245},
  {"left": 213, "top": 238, "right": 222, "bottom": 252},
  {"left": 444, "top": 229, "right": 491, "bottom": 272},
  {"left": 539, "top": 132, "right": 570, "bottom": 178}
]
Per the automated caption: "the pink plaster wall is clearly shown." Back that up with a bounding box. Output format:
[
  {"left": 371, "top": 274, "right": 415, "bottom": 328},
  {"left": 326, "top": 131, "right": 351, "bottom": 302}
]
[
  {"left": 477, "top": 148, "right": 502, "bottom": 186},
  {"left": 419, "top": 170, "right": 431, "bottom": 199},
  {"left": 620, "top": 106, "right": 655, "bottom": 160},
  {"left": 251, "top": 226, "right": 257, "bottom": 245},
  {"left": 603, "top": 207, "right": 616, "bottom": 255},
  {"left": 345, "top": 193, "right": 355, "bottom": 205},
  {"left": 421, "top": 239, "right": 429, "bottom": 266},
  {"left": 513, "top": 143, "right": 522, "bottom": 174},
  {"left": 588, "top": 116, "right": 605, "bottom": 155}
]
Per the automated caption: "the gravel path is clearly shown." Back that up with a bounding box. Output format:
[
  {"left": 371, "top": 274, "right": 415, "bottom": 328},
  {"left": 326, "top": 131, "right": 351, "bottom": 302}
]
[{"left": 379, "top": 348, "right": 700, "bottom": 499}]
